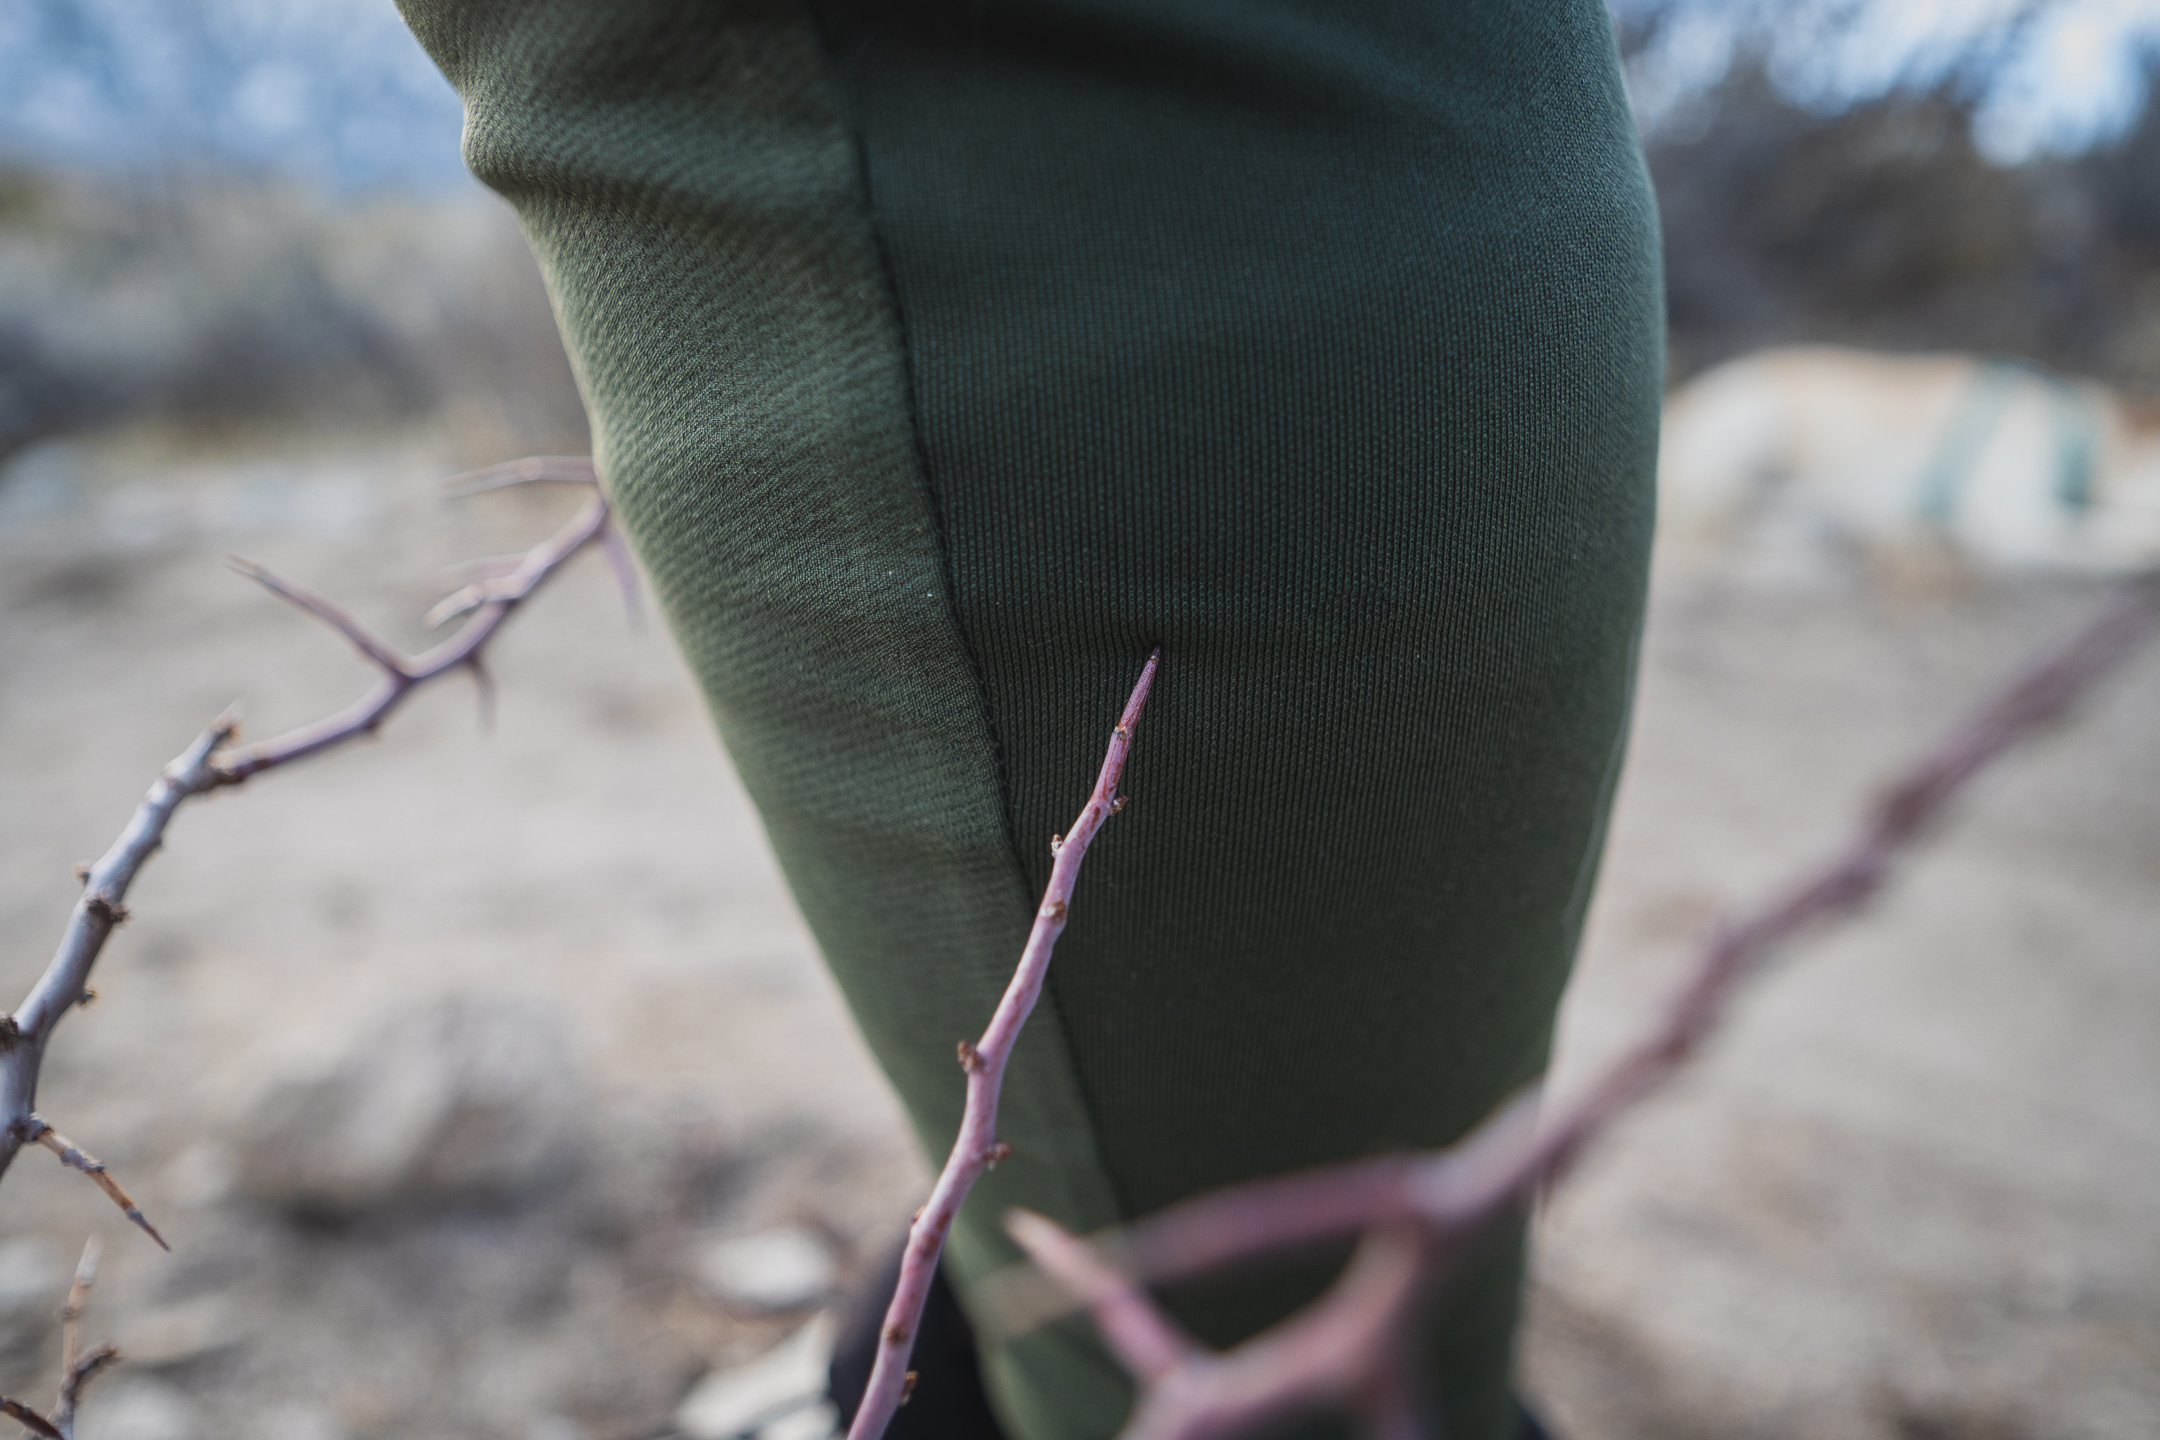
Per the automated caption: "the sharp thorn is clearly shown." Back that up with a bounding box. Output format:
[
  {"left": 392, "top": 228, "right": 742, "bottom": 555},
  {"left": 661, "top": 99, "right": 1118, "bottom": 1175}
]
[
  {"left": 61, "top": 1345, "right": 120, "bottom": 1414},
  {"left": 125, "top": 1207, "right": 170, "bottom": 1253},
  {"left": 600, "top": 523, "right": 644, "bottom": 630},
  {"left": 32, "top": 1123, "right": 170, "bottom": 1251},
  {"left": 423, "top": 590, "right": 485, "bottom": 629},
  {"left": 224, "top": 556, "right": 411, "bottom": 677},
  {"left": 442, "top": 455, "right": 597, "bottom": 497},
  {"left": 0, "top": 1397, "right": 63, "bottom": 1440},
  {"left": 469, "top": 658, "right": 496, "bottom": 736}
]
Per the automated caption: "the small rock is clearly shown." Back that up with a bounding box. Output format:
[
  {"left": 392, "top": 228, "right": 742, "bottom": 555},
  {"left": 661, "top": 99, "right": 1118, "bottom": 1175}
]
[
  {"left": 0, "top": 1239, "right": 62, "bottom": 1318},
  {"left": 675, "top": 1316, "right": 835, "bottom": 1440},
  {"left": 235, "top": 994, "right": 587, "bottom": 1215},
  {"left": 246, "top": 1403, "right": 349, "bottom": 1440},
  {"left": 759, "top": 1400, "right": 839, "bottom": 1440},
  {"left": 83, "top": 1378, "right": 201, "bottom": 1440},
  {"left": 123, "top": 1296, "right": 248, "bottom": 1369},
  {"left": 693, "top": 1227, "right": 838, "bottom": 1312},
  {"left": 161, "top": 1143, "right": 237, "bottom": 1211},
  {"left": 0, "top": 440, "right": 85, "bottom": 520}
]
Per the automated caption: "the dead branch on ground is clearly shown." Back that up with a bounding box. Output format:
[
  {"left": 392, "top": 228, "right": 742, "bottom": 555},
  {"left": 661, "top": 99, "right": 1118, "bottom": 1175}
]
[
  {"left": 0, "top": 457, "right": 626, "bottom": 1243},
  {"left": 846, "top": 648, "right": 1162, "bottom": 1440},
  {"left": 995, "top": 573, "right": 2160, "bottom": 1440}
]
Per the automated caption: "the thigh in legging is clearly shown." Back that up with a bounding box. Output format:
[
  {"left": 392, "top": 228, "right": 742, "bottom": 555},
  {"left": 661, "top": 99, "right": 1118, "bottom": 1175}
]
[{"left": 397, "top": 3, "right": 1662, "bottom": 1436}]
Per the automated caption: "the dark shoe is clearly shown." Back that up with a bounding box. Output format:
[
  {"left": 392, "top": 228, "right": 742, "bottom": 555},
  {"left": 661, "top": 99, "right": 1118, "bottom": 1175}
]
[
  {"left": 829, "top": 1243, "right": 1009, "bottom": 1440},
  {"left": 1515, "top": 1397, "right": 1560, "bottom": 1440},
  {"left": 830, "top": 1239, "right": 1559, "bottom": 1440}
]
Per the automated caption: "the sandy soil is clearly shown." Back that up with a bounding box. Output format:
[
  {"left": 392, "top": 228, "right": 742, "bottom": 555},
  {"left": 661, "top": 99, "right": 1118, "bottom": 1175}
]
[
  {"left": 1527, "top": 565, "right": 2160, "bottom": 1440},
  {"left": 0, "top": 424, "right": 2153, "bottom": 1440}
]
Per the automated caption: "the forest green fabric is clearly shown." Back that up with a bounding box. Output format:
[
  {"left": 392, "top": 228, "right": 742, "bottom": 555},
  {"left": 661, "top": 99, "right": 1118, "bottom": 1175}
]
[
  {"left": 399, "top": 3, "right": 1661, "bottom": 1438},
  {"left": 396, "top": 0, "right": 1129, "bottom": 1414}
]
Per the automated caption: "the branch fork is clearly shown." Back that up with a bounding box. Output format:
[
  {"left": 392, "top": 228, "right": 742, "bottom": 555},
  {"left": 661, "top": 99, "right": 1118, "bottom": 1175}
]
[
  {"left": 992, "top": 575, "right": 2160, "bottom": 1440},
  {"left": 0, "top": 457, "right": 629, "bottom": 1246},
  {"left": 1, "top": 1238, "right": 119, "bottom": 1440}
]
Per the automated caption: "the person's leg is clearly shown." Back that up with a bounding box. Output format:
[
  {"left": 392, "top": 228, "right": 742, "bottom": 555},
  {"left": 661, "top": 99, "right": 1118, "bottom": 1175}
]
[
  {"left": 397, "top": 3, "right": 1661, "bottom": 1436},
  {"left": 830, "top": 1248, "right": 1009, "bottom": 1439},
  {"left": 827, "top": 1252, "right": 1564, "bottom": 1440}
]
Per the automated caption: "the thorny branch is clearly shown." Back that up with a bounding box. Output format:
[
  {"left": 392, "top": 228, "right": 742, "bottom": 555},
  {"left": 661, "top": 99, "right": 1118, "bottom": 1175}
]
[
  {"left": 997, "top": 573, "right": 2160, "bottom": 1440},
  {"left": 847, "top": 648, "right": 1163, "bottom": 1440},
  {"left": 0, "top": 457, "right": 627, "bottom": 1244},
  {"left": 0, "top": 1238, "right": 119, "bottom": 1440}
]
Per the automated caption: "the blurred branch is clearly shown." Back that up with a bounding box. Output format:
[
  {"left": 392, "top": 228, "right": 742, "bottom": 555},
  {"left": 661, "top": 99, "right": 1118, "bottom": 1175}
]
[
  {"left": 996, "top": 572, "right": 2160, "bottom": 1440},
  {"left": 847, "top": 648, "right": 1162, "bottom": 1440},
  {"left": 56, "top": 1238, "right": 118, "bottom": 1435},
  {"left": 0, "top": 1238, "right": 117, "bottom": 1440},
  {"left": 0, "top": 458, "right": 623, "bottom": 1243}
]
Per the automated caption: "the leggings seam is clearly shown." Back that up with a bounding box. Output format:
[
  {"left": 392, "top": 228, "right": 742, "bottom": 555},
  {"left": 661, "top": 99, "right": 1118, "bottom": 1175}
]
[{"left": 815, "top": 20, "right": 1138, "bottom": 1223}]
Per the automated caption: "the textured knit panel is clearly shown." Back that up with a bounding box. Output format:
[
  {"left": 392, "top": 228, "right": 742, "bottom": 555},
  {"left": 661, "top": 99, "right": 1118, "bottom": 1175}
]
[
  {"left": 397, "top": 2, "right": 1661, "bottom": 1437},
  {"left": 393, "top": 0, "right": 1130, "bottom": 1390},
  {"left": 813, "top": 3, "right": 1663, "bottom": 1437}
]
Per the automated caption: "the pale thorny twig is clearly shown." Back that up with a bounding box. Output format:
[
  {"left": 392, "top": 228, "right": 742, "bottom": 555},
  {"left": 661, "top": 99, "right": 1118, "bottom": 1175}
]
[
  {"left": 55, "top": 1238, "right": 118, "bottom": 1434},
  {"left": 846, "top": 648, "right": 1163, "bottom": 1440},
  {"left": 0, "top": 459, "right": 626, "bottom": 1243},
  {"left": 995, "top": 573, "right": 2160, "bottom": 1440},
  {"left": 0, "top": 1238, "right": 119, "bottom": 1440}
]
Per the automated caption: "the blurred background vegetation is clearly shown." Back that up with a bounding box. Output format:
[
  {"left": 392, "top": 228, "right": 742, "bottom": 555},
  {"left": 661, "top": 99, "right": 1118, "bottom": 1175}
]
[
  {"left": 0, "top": 0, "right": 588, "bottom": 479},
  {"left": 1616, "top": 0, "right": 2160, "bottom": 390},
  {"left": 0, "top": 0, "right": 2155, "bottom": 481}
]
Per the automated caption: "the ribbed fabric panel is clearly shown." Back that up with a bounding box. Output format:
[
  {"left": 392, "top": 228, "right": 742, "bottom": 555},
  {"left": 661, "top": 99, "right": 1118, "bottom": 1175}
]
[
  {"left": 395, "top": 3, "right": 1134, "bottom": 1423},
  {"left": 399, "top": 3, "right": 1661, "bottom": 1437},
  {"left": 811, "top": 5, "right": 1663, "bottom": 1438}
]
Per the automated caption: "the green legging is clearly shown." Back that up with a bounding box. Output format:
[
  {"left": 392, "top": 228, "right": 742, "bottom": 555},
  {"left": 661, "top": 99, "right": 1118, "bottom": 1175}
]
[{"left": 398, "top": 4, "right": 1662, "bottom": 1436}]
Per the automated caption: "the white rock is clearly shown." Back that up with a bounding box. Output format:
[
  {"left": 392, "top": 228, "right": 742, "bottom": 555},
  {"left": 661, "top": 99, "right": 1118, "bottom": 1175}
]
[
  {"left": 235, "top": 993, "right": 586, "bottom": 1214},
  {"left": 0, "top": 1238, "right": 62, "bottom": 1317},
  {"left": 84, "top": 1379, "right": 200, "bottom": 1440},
  {"left": 161, "top": 1142, "right": 237, "bottom": 1211},
  {"left": 693, "top": 1227, "right": 838, "bottom": 1312},
  {"left": 247, "top": 1403, "right": 349, "bottom": 1440},
  {"left": 759, "top": 1400, "right": 838, "bottom": 1440},
  {"left": 674, "top": 1316, "right": 835, "bottom": 1440},
  {"left": 123, "top": 1296, "right": 248, "bottom": 1369},
  {"left": 0, "top": 440, "right": 85, "bottom": 520}
]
